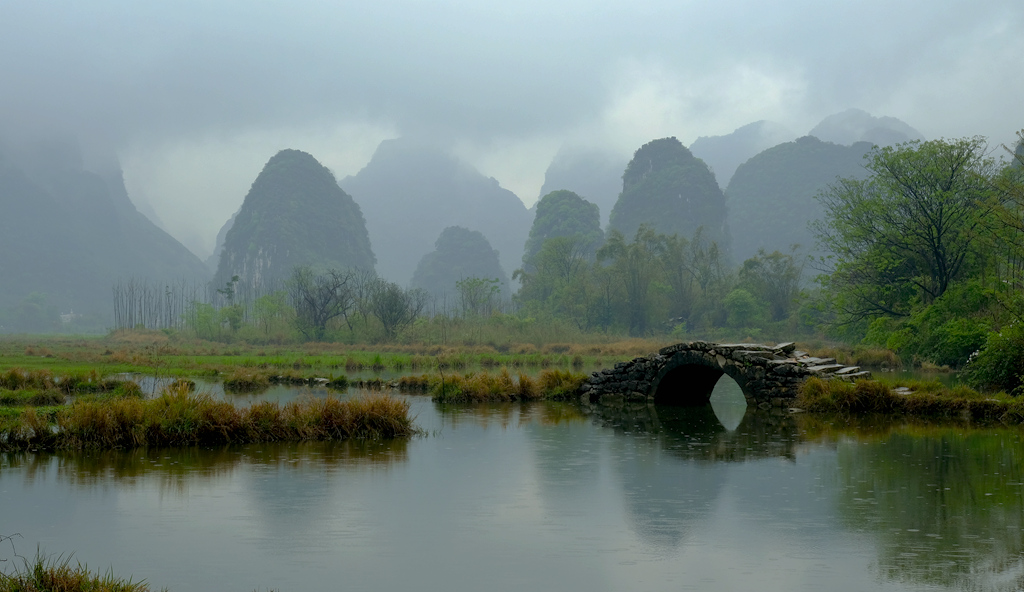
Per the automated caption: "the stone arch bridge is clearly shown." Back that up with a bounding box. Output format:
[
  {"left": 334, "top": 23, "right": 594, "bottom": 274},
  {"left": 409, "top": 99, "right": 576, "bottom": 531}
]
[{"left": 580, "top": 341, "right": 870, "bottom": 409}]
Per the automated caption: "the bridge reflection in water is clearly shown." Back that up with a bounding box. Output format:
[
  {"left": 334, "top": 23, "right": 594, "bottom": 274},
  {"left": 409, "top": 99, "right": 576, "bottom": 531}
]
[{"left": 585, "top": 376, "right": 800, "bottom": 463}]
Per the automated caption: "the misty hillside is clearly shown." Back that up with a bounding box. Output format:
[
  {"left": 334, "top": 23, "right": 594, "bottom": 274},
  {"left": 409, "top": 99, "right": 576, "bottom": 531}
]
[
  {"left": 689, "top": 120, "right": 795, "bottom": 189},
  {"left": 809, "top": 108, "right": 924, "bottom": 146},
  {"left": 609, "top": 137, "right": 730, "bottom": 249},
  {"left": 206, "top": 207, "right": 239, "bottom": 273},
  {"left": 725, "top": 136, "right": 872, "bottom": 262},
  {"left": 522, "top": 190, "right": 603, "bottom": 272},
  {"left": 213, "top": 149, "right": 375, "bottom": 292},
  {"left": 0, "top": 139, "right": 210, "bottom": 328},
  {"left": 341, "top": 138, "right": 532, "bottom": 286},
  {"left": 537, "top": 148, "right": 626, "bottom": 228},
  {"left": 410, "top": 226, "right": 509, "bottom": 300}
]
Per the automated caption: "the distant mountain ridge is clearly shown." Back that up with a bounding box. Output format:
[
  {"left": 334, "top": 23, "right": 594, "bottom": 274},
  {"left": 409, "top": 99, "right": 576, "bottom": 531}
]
[
  {"left": 0, "top": 137, "right": 210, "bottom": 329},
  {"left": 689, "top": 120, "right": 795, "bottom": 189},
  {"left": 808, "top": 108, "right": 923, "bottom": 146},
  {"left": 341, "top": 138, "right": 532, "bottom": 286},
  {"left": 725, "top": 136, "right": 873, "bottom": 262}
]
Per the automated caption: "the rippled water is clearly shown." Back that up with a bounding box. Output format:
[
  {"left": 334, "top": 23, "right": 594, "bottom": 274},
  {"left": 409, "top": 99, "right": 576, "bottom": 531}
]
[{"left": 2, "top": 379, "right": 1023, "bottom": 591}]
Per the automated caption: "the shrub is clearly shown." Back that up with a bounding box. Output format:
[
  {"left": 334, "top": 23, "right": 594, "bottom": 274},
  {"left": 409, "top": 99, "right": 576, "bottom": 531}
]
[{"left": 962, "top": 323, "right": 1024, "bottom": 394}]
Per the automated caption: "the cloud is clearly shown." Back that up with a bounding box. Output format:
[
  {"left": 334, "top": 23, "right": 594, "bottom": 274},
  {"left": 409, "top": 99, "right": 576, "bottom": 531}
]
[{"left": 1, "top": 0, "right": 1022, "bottom": 254}]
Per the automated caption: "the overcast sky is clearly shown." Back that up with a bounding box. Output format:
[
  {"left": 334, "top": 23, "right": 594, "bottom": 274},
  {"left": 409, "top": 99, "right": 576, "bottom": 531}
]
[{"left": 2, "top": 0, "right": 1021, "bottom": 257}]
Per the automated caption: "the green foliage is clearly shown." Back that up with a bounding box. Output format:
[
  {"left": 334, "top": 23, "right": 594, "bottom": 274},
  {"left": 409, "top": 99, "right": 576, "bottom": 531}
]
[
  {"left": 962, "top": 322, "right": 1024, "bottom": 394},
  {"left": 597, "top": 226, "right": 664, "bottom": 335},
  {"left": 370, "top": 280, "right": 427, "bottom": 340},
  {"left": 863, "top": 281, "right": 991, "bottom": 367},
  {"left": 723, "top": 288, "right": 765, "bottom": 328},
  {"left": 738, "top": 249, "right": 803, "bottom": 322},
  {"left": 522, "top": 190, "right": 603, "bottom": 271},
  {"left": 455, "top": 277, "right": 502, "bottom": 318},
  {"left": 184, "top": 301, "right": 220, "bottom": 341},
  {"left": 814, "top": 137, "right": 996, "bottom": 323}
]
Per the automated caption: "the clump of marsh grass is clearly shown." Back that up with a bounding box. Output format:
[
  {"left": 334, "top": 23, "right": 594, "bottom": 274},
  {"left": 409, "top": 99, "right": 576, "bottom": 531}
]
[
  {"left": 537, "top": 369, "right": 587, "bottom": 401},
  {"left": 0, "top": 383, "right": 417, "bottom": 451},
  {"left": 0, "top": 550, "right": 159, "bottom": 592},
  {"left": 397, "top": 374, "right": 432, "bottom": 391},
  {"left": 222, "top": 370, "right": 271, "bottom": 393},
  {"left": 430, "top": 369, "right": 586, "bottom": 403},
  {"left": 0, "top": 389, "right": 64, "bottom": 407}
]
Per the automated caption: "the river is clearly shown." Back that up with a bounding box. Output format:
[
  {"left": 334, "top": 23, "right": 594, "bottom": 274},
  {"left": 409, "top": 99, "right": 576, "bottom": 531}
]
[{"left": 2, "top": 378, "right": 1022, "bottom": 591}]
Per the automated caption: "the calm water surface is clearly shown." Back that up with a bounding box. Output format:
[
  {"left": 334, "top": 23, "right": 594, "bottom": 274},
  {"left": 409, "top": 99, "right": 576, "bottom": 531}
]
[{"left": 2, "top": 379, "right": 1023, "bottom": 591}]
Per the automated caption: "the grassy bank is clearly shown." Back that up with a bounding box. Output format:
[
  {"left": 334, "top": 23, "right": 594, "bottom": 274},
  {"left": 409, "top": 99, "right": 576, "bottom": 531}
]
[
  {"left": 796, "top": 377, "right": 1024, "bottom": 422},
  {"left": 0, "top": 333, "right": 661, "bottom": 385},
  {"left": 0, "top": 384, "right": 417, "bottom": 451}
]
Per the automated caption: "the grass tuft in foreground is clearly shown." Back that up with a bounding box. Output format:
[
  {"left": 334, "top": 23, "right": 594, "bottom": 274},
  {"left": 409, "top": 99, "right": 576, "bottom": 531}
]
[
  {"left": 0, "top": 383, "right": 417, "bottom": 451},
  {"left": 0, "top": 551, "right": 161, "bottom": 592}
]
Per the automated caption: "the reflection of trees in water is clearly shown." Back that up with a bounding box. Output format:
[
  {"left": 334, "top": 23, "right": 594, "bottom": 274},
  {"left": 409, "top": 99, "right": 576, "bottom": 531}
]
[
  {"left": 588, "top": 403, "right": 803, "bottom": 551},
  {"left": 0, "top": 439, "right": 408, "bottom": 497},
  {"left": 831, "top": 426, "right": 1024, "bottom": 589}
]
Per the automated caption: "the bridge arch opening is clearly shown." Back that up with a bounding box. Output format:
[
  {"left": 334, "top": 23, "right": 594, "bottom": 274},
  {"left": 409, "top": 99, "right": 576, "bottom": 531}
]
[
  {"left": 649, "top": 351, "right": 755, "bottom": 411},
  {"left": 651, "top": 363, "right": 724, "bottom": 407}
]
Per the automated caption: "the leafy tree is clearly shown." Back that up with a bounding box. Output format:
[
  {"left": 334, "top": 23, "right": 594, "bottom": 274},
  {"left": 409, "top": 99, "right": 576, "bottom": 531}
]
[
  {"left": 288, "top": 266, "right": 355, "bottom": 341},
  {"left": 657, "top": 228, "right": 727, "bottom": 329},
  {"left": 252, "top": 291, "right": 290, "bottom": 336},
  {"left": 522, "top": 190, "right": 603, "bottom": 272},
  {"left": 723, "top": 288, "right": 765, "bottom": 327},
  {"left": 814, "top": 137, "right": 997, "bottom": 323},
  {"left": 515, "top": 235, "right": 596, "bottom": 329},
  {"left": 369, "top": 280, "right": 427, "bottom": 340},
  {"left": 597, "top": 225, "right": 663, "bottom": 335},
  {"left": 738, "top": 249, "right": 803, "bottom": 322},
  {"left": 184, "top": 301, "right": 219, "bottom": 341},
  {"left": 456, "top": 277, "right": 502, "bottom": 318}
]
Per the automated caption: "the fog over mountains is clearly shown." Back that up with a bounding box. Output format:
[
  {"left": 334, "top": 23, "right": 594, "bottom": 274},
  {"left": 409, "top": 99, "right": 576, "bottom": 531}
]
[
  {"left": 0, "top": 105, "right": 960, "bottom": 329},
  {"left": 340, "top": 138, "right": 532, "bottom": 286}
]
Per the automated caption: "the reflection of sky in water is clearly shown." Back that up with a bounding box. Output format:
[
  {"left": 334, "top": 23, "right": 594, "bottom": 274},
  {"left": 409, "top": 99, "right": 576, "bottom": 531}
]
[{"left": 1, "top": 389, "right": 1018, "bottom": 591}]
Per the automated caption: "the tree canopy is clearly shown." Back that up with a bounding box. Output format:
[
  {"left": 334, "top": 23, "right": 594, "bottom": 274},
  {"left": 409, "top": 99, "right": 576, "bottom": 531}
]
[
  {"left": 814, "top": 137, "right": 997, "bottom": 323},
  {"left": 521, "top": 190, "right": 603, "bottom": 272}
]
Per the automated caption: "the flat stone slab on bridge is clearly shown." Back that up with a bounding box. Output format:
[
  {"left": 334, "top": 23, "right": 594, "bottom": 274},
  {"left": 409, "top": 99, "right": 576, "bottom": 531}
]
[{"left": 580, "top": 341, "right": 870, "bottom": 409}]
